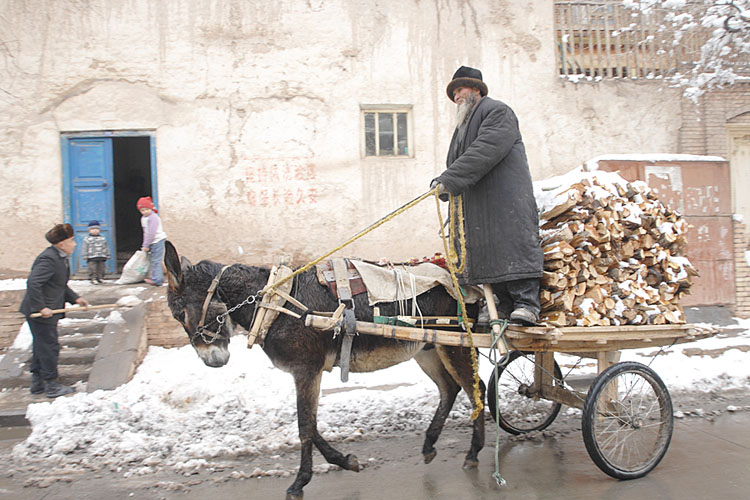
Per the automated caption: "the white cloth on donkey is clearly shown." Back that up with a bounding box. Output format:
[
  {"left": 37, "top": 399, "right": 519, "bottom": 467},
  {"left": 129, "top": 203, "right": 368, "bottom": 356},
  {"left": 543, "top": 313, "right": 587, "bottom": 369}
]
[{"left": 349, "top": 260, "right": 483, "bottom": 306}]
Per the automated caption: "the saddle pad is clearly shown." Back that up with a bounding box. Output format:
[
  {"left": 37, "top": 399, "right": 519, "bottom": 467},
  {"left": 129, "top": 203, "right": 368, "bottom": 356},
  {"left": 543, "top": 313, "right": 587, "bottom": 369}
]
[
  {"left": 350, "top": 260, "right": 483, "bottom": 306},
  {"left": 315, "top": 259, "right": 367, "bottom": 298}
]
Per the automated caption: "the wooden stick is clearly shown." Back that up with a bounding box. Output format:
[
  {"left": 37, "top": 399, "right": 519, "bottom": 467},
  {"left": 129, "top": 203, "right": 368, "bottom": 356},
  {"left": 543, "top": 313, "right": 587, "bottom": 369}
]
[
  {"left": 248, "top": 265, "right": 278, "bottom": 347},
  {"left": 482, "top": 284, "right": 508, "bottom": 355},
  {"left": 257, "top": 303, "right": 301, "bottom": 319},
  {"left": 30, "top": 303, "right": 119, "bottom": 318},
  {"left": 305, "top": 314, "right": 483, "bottom": 347}
]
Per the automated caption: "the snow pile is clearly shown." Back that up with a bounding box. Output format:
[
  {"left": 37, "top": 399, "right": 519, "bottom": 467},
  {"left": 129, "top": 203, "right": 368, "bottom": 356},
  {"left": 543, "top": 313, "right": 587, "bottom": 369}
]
[{"left": 12, "top": 339, "right": 464, "bottom": 474}]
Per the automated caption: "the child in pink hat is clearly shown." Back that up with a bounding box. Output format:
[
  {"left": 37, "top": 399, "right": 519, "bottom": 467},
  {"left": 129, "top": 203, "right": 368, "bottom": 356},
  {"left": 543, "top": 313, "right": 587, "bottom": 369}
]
[{"left": 137, "top": 196, "right": 167, "bottom": 286}]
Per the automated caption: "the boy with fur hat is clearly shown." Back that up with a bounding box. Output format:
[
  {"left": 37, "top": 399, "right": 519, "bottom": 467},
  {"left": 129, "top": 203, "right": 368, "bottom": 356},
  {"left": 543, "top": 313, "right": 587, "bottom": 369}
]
[
  {"left": 137, "top": 196, "right": 167, "bottom": 286},
  {"left": 19, "top": 223, "right": 90, "bottom": 398},
  {"left": 81, "top": 220, "right": 110, "bottom": 284}
]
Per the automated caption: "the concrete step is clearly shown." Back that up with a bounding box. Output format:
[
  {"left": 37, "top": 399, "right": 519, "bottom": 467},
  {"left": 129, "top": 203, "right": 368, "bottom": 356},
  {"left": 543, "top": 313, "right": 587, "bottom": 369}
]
[
  {"left": 65, "top": 309, "right": 116, "bottom": 320},
  {"left": 58, "top": 318, "right": 108, "bottom": 335},
  {"left": 3, "top": 363, "right": 91, "bottom": 389},
  {"left": 59, "top": 347, "right": 98, "bottom": 365},
  {"left": 0, "top": 385, "right": 82, "bottom": 425},
  {"left": 59, "top": 333, "right": 103, "bottom": 349},
  {"left": 0, "top": 287, "right": 151, "bottom": 427}
]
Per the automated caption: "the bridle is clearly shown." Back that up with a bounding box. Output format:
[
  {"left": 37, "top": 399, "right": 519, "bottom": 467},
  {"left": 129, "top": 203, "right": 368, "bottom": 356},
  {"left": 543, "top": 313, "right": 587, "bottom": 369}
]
[{"left": 192, "top": 265, "right": 262, "bottom": 345}]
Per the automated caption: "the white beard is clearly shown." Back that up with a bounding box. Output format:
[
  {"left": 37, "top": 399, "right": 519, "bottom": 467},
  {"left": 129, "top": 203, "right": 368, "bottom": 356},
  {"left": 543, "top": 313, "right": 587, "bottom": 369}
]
[{"left": 455, "top": 94, "right": 477, "bottom": 128}]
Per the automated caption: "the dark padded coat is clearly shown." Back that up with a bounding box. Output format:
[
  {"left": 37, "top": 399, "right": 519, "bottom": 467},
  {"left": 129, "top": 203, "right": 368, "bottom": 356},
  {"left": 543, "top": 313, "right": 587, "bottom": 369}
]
[
  {"left": 435, "top": 96, "right": 543, "bottom": 285},
  {"left": 20, "top": 246, "right": 79, "bottom": 324}
]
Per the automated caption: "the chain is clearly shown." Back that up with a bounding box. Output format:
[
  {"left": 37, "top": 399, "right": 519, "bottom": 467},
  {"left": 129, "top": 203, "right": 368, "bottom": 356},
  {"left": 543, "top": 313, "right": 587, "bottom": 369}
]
[{"left": 195, "top": 292, "right": 261, "bottom": 345}]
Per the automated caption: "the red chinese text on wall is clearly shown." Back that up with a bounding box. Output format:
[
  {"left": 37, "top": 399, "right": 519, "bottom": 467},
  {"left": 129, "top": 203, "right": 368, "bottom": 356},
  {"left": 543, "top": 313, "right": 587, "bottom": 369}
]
[{"left": 246, "top": 162, "right": 318, "bottom": 206}]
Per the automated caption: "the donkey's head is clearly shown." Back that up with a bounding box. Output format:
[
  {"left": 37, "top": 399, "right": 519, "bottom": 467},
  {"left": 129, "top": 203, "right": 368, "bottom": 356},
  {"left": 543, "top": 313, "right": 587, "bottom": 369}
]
[{"left": 164, "top": 240, "right": 232, "bottom": 367}]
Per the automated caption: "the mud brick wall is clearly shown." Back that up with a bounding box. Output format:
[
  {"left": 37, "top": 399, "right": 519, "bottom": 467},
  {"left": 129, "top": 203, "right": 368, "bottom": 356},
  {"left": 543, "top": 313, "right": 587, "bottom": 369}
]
[
  {"left": 0, "top": 290, "right": 26, "bottom": 350},
  {"left": 679, "top": 84, "right": 750, "bottom": 156},
  {"left": 144, "top": 297, "right": 189, "bottom": 348},
  {"left": 733, "top": 220, "right": 750, "bottom": 318}
]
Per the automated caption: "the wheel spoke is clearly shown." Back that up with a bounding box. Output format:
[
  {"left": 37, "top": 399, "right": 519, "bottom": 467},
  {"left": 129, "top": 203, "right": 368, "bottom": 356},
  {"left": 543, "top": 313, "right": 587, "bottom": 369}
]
[
  {"left": 585, "top": 364, "right": 673, "bottom": 477},
  {"left": 488, "top": 352, "right": 563, "bottom": 434}
]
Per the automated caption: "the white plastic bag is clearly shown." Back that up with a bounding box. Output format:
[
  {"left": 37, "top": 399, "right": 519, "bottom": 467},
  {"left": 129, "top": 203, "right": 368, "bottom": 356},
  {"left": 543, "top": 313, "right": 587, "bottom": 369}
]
[{"left": 115, "top": 250, "right": 151, "bottom": 284}]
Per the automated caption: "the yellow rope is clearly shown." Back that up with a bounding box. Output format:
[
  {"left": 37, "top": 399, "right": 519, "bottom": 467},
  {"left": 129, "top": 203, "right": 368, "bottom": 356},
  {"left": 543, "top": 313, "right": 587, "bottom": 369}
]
[
  {"left": 447, "top": 194, "right": 467, "bottom": 273},
  {"left": 264, "top": 188, "right": 437, "bottom": 294},
  {"left": 435, "top": 191, "right": 484, "bottom": 420},
  {"left": 261, "top": 185, "right": 484, "bottom": 420}
]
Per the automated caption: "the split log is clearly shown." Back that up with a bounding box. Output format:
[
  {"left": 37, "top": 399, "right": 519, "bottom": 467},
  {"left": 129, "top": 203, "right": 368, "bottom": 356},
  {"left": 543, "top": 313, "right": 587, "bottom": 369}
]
[{"left": 536, "top": 171, "right": 696, "bottom": 327}]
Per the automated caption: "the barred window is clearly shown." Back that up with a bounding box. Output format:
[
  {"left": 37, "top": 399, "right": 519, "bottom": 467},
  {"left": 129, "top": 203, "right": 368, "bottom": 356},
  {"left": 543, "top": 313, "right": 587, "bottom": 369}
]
[{"left": 361, "top": 106, "right": 413, "bottom": 158}]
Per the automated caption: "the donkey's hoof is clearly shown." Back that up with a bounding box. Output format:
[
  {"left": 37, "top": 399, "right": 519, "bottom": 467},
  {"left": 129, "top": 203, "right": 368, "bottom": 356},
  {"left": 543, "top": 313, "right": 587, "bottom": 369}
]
[
  {"left": 346, "top": 454, "right": 361, "bottom": 472},
  {"left": 286, "top": 491, "right": 303, "bottom": 500},
  {"left": 423, "top": 450, "right": 437, "bottom": 464},
  {"left": 463, "top": 458, "right": 479, "bottom": 469}
]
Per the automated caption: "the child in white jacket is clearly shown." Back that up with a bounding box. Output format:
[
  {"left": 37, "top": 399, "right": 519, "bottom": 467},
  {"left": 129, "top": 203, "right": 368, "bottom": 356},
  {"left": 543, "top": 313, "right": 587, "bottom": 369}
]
[{"left": 137, "top": 196, "right": 167, "bottom": 286}]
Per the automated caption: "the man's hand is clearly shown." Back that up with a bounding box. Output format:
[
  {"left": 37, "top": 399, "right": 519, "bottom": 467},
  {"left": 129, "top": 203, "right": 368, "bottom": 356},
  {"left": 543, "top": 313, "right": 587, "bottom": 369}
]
[
  {"left": 141, "top": 247, "right": 149, "bottom": 253},
  {"left": 430, "top": 180, "right": 447, "bottom": 195},
  {"left": 39, "top": 307, "right": 53, "bottom": 318},
  {"left": 430, "top": 179, "right": 449, "bottom": 202},
  {"left": 75, "top": 297, "right": 90, "bottom": 309}
]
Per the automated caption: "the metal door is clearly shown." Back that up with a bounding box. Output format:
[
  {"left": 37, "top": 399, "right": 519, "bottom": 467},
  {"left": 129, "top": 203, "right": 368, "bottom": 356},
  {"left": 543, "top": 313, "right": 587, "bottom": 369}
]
[{"left": 62, "top": 138, "right": 115, "bottom": 274}]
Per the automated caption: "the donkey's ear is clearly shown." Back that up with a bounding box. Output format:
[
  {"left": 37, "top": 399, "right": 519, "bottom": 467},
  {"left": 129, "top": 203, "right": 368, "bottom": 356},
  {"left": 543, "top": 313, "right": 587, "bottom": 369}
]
[
  {"left": 164, "top": 240, "right": 184, "bottom": 292},
  {"left": 180, "top": 256, "right": 192, "bottom": 269}
]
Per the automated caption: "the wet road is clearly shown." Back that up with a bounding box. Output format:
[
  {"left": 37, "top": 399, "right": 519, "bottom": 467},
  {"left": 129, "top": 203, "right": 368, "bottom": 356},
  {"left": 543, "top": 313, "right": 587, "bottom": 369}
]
[{"left": 2, "top": 409, "right": 749, "bottom": 500}]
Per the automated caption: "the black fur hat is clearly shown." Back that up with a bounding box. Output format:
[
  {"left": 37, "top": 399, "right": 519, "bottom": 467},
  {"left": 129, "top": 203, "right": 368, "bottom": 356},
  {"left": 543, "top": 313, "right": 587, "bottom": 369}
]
[
  {"left": 446, "top": 66, "right": 488, "bottom": 102},
  {"left": 45, "top": 223, "right": 74, "bottom": 244}
]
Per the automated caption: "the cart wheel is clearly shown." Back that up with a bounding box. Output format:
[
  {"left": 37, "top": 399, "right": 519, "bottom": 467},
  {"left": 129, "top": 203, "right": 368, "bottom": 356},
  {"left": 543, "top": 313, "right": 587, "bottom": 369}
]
[
  {"left": 487, "top": 350, "right": 563, "bottom": 435},
  {"left": 582, "top": 361, "right": 673, "bottom": 480}
]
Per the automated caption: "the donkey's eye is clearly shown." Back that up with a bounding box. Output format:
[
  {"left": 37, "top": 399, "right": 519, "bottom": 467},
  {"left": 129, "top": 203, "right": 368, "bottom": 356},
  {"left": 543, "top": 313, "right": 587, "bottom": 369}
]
[{"left": 176, "top": 311, "right": 186, "bottom": 323}]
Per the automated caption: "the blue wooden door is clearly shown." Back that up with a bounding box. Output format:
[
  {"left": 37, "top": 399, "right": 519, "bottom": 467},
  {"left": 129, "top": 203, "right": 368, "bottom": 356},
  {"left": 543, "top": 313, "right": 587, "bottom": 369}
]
[{"left": 64, "top": 138, "right": 115, "bottom": 274}]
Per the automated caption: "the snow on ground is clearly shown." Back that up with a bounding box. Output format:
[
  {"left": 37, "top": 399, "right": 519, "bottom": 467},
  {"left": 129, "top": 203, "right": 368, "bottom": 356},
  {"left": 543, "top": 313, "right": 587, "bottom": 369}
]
[
  {"left": 0, "top": 278, "right": 28, "bottom": 291},
  {"left": 12, "top": 335, "right": 462, "bottom": 475},
  {"left": 9, "top": 314, "right": 750, "bottom": 476}
]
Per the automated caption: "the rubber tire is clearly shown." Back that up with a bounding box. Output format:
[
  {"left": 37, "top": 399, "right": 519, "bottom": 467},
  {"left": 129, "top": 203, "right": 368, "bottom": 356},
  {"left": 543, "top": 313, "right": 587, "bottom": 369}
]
[
  {"left": 487, "top": 350, "right": 563, "bottom": 435},
  {"left": 582, "top": 361, "right": 673, "bottom": 480}
]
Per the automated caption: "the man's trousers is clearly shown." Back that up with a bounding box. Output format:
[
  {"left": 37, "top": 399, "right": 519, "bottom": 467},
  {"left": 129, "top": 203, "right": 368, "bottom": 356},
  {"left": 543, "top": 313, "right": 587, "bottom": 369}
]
[
  {"left": 28, "top": 319, "right": 61, "bottom": 381},
  {"left": 490, "top": 278, "right": 541, "bottom": 318}
]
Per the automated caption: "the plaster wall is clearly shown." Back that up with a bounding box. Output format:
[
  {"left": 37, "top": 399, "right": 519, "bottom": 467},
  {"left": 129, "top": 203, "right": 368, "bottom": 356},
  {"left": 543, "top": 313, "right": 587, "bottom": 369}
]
[{"left": 0, "top": 0, "right": 681, "bottom": 271}]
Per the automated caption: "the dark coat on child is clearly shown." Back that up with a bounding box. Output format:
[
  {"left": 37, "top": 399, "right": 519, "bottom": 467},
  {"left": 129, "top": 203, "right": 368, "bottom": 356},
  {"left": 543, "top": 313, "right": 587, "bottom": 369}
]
[{"left": 81, "top": 234, "right": 110, "bottom": 261}]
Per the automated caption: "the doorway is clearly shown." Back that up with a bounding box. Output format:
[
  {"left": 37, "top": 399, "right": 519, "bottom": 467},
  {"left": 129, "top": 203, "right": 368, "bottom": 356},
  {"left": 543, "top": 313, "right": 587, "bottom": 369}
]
[
  {"left": 62, "top": 132, "right": 157, "bottom": 275},
  {"left": 113, "top": 137, "right": 153, "bottom": 271}
]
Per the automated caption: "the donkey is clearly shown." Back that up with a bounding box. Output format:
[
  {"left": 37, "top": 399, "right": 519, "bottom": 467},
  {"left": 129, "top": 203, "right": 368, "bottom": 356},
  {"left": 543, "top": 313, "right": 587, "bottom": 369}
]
[{"left": 163, "top": 241, "right": 485, "bottom": 500}]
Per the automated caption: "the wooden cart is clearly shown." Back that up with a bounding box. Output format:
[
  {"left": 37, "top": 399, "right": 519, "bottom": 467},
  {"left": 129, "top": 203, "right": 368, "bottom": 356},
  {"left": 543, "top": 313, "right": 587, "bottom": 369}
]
[{"left": 305, "top": 312, "right": 715, "bottom": 479}]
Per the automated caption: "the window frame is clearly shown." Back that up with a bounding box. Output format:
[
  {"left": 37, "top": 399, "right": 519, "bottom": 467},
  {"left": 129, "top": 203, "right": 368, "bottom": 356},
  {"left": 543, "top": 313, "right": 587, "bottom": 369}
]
[{"left": 360, "top": 104, "right": 414, "bottom": 159}]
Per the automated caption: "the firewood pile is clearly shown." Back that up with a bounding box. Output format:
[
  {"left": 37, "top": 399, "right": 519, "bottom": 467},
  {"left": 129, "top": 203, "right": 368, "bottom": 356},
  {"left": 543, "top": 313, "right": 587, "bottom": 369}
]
[{"left": 536, "top": 171, "right": 698, "bottom": 327}]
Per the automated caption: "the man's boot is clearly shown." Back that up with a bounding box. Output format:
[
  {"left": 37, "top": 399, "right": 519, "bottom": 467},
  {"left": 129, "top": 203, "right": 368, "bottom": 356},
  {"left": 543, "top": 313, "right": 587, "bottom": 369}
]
[
  {"left": 510, "top": 307, "right": 538, "bottom": 326},
  {"left": 29, "top": 373, "right": 44, "bottom": 395},
  {"left": 44, "top": 380, "right": 76, "bottom": 398}
]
